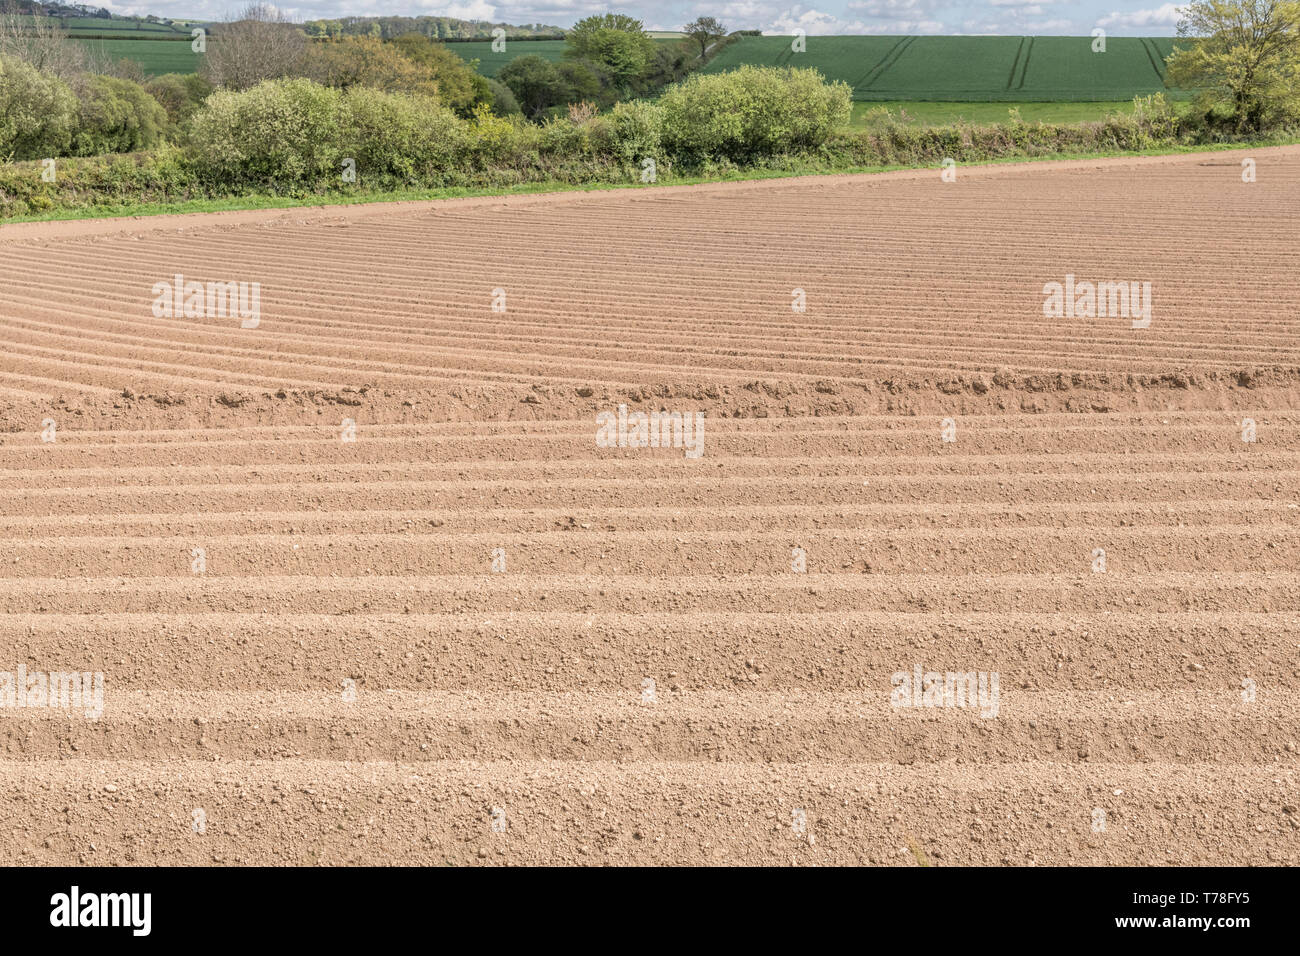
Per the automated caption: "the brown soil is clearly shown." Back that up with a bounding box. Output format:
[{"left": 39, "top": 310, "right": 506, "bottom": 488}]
[{"left": 1, "top": 146, "right": 1297, "bottom": 865}]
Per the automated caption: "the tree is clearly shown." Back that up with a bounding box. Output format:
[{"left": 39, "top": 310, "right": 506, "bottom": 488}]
[
  {"left": 144, "top": 72, "right": 213, "bottom": 125},
  {"left": 683, "top": 16, "right": 727, "bottom": 59},
  {"left": 202, "top": 3, "right": 307, "bottom": 91},
  {"left": 482, "top": 77, "right": 519, "bottom": 116},
  {"left": 567, "top": 12, "right": 646, "bottom": 44},
  {"left": 390, "top": 33, "right": 490, "bottom": 114},
  {"left": 497, "top": 53, "right": 568, "bottom": 119},
  {"left": 0, "top": 52, "right": 77, "bottom": 158},
  {"left": 555, "top": 58, "right": 606, "bottom": 106},
  {"left": 580, "top": 28, "right": 647, "bottom": 84},
  {"left": 69, "top": 72, "right": 168, "bottom": 155},
  {"left": 640, "top": 42, "right": 693, "bottom": 90},
  {"left": 565, "top": 13, "right": 654, "bottom": 86},
  {"left": 303, "top": 35, "right": 437, "bottom": 96},
  {"left": 1167, "top": 0, "right": 1300, "bottom": 131}
]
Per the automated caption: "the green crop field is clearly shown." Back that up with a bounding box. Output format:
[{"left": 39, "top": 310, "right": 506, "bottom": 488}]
[
  {"left": 40, "top": 28, "right": 1184, "bottom": 95},
  {"left": 13, "top": 15, "right": 202, "bottom": 74},
  {"left": 447, "top": 39, "right": 568, "bottom": 76},
  {"left": 701, "top": 35, "right": 1185, "bottom": 101},
  {"left": 871, "top": 36, "right": 1025, "bottom": 96},
  {"left": 449, "top": 37, "right": 686, "bottom": 77},
  {"left": 1016, "top": 36, "right": 1175, "bottom": 97},
  {"left": 28, "top": 15, "right": 192, "bottom": 36},
  {"left": 698, "top": 34, "right": 898, "bottom": 85},
  {"left": 71, "top": 38, "right": 200, "bottom": 75}
]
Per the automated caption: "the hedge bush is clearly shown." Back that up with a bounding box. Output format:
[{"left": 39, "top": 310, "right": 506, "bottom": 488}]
[
  {"left": 340, "top": 86, "right": 468, "bottom": 185},
  {"left": 601, "top": 99, "right": 664, "bottom": 169},
  {"left": 70, "top": 74, "right": 169, "bottom": 156},
  {"left": 658, "top": 65, "right": 851, "bottom": 163},
  {"left": 187, "top": 78, "right": 347, "bottom": 188},
  {"left": 0, "top": 55, "right": 77, "bottom": 160},
  {"left": 825, "top": 95, "right": 1188, "bottom": 168},
  {"left": 144, "top": 73, "right": 214, "bottom": 127},
  {"left": 0, "top": 143, "right": 196, "bottom": 218},
  {"left": 464, "top": 105, "right": 541, "bottom": 169}
]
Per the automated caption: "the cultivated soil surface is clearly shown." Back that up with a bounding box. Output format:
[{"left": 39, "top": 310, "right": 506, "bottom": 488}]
[{"left": 1, "top": 146, "right": 1297, "bottom": 865}]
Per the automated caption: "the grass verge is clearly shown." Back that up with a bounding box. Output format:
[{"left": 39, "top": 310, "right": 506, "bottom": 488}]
[{"left": 849, "top": 101, "right": 1139, "bottom": 127}]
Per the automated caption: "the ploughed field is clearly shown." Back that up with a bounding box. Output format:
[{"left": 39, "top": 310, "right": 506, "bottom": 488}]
[{"left": 0, "top": 148, "right": 1297, "bottom": 865}]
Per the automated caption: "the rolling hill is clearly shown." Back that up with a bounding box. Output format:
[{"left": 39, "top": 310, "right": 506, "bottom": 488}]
[{"left": 700, "top": 35, "right": 1183, "bottom": 102}]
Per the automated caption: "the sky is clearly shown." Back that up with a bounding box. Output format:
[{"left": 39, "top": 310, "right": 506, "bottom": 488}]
[{"left": 100, "top": 1, "right": 1190, "bottom": 36}]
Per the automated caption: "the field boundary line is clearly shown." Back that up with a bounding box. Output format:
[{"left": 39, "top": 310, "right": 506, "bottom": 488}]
[
  {"left": 1140, "top": 37, "right": 1167, "bottom": 84},
  {"left": 1015, "top": 36, "right": 1034, "bottom": 90},
  {"left": 1006, "top": 36, "right": 1026, "bottom": 90},
  {"left": 856, "top": 34, "right": 915, "bottom": 91}
]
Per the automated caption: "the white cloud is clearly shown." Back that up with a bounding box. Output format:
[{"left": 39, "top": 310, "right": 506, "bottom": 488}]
[
  {"left": 768, "top": 5, "right": 845, "bottom": 32},
  {"left": 1029, "top": 17, "right": 1075, "bottom": 30},
  {"left": 479, "top": 0, "right": 608, "bottom": 20},
  {"left": 846, "top": 0, "right": 937, "bottom": 17},
  {"left": 439, "top": 1, "right": 497, "bottom": 18},
  {"left": 93, "top": 0, "right": 1189, "bottom": 35},
  {"left": 1098, "top": 4, "right": 1186, "bottom": 28},
  {"left": 291, "top": 0, "right": 608, "bottom": 25},
  {"left": 859, "top": 19, "right": 944, "bottom": 33},
  {"left": 719, "top": 1, "right": 782, "bottom": 17},
  {"left": 759, "top": 2, "right": 946, "bottom": 34}
]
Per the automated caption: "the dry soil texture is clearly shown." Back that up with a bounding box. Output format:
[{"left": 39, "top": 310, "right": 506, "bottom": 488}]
[{"left": 0, "top": 147, "right": 1297, "bottom": 866}]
